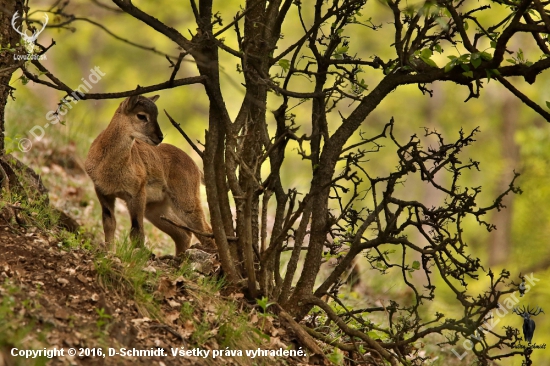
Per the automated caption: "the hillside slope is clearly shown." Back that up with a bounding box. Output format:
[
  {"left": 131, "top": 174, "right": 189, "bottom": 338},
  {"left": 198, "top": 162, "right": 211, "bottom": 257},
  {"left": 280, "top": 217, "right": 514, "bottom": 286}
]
[{"left": 0, "top": 205, "right": 317, "bottom": 366}]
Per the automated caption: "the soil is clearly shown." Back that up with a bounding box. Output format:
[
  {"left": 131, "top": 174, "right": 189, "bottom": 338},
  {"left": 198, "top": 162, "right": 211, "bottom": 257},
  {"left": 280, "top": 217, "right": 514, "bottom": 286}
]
[{"left": 0, "top": 218, "right": 198, "bottom": 366}]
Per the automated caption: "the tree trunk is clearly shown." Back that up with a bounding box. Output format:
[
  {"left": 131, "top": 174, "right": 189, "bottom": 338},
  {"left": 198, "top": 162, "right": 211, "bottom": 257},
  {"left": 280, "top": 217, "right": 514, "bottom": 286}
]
[
  {"left": 488, "top": 94, "right": 519, "bottom": 266},
  {"left": 0, "top": 0, "right": 23, "bottom": 155}
]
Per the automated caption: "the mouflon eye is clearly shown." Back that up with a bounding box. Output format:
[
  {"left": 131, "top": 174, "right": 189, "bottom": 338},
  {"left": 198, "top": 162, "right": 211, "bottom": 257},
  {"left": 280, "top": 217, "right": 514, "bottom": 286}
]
[{"left": 137, "top": 113, "right": 148, "bottom": 122}]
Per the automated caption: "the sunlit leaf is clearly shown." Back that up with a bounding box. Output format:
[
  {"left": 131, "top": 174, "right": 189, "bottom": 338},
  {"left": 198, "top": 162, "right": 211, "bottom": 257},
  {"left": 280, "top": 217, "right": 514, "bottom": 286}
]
[{"left": 278, "top": 59, "right": 290, "bottom": 72}]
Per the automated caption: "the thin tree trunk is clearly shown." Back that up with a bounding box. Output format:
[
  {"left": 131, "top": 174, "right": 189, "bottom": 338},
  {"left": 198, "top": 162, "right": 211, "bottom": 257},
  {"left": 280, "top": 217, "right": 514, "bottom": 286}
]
[
  {"left": 285, "top": 77, "right": 399, "bottom": 318},
  {"left": 0, "top": 0, "right": 23, "bottom": 155},
  {"left": 488, "top": 94, "right": 519, "bottom": 266}
]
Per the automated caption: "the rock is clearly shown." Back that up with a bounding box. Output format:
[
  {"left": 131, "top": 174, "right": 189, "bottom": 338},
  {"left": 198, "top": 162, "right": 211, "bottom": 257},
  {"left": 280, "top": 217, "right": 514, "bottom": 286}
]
[
  {"left": 185, "top": 248, "right": 217, "bottom": 274},
  {"left": 76, "top": 274, "right": 87, "bottom": 283},
  {"left": 54, "top": 308, "right": 70, "bottom": 320},
  {"left": 142, "top": 265, "right": 156, "bottom": 274}
]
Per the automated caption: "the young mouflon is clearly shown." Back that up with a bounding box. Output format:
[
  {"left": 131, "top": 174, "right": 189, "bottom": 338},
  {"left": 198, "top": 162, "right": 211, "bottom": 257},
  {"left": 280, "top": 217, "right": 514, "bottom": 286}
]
[{"left": 85, "top": 94, "right": 214, "bottom": 255}]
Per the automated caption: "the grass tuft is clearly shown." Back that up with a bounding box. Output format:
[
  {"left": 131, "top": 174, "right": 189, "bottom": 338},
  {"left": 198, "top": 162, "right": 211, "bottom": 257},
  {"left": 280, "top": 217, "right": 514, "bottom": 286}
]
[{"left": 94, "top": 234, "right": 162, "bottom": 319}]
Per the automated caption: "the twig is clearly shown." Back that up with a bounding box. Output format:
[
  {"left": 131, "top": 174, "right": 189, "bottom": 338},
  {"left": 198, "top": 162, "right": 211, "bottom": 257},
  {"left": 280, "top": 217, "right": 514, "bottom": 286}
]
[
  {"left": 275, "top": 305, "right": 326, "bottom": 358},
  {"left": 6, "top": 204, "right": 24, "bottom": 211},
  {"left": 302, "top": 325, "right": 356, "bottom": 351},
  {"left": 304, "top": 296, "right": 398, "bottom": 365},
  {"left": 22, "top": 61, "right": 206, "bottom": 100},
  {"left": 496, "top": 75, "right": 550, "bottom": 121},
  {"left": 73, "top": 17, "right": 177, "bottom": 59},
  {"left": 164, "top": 110, "right": 204, "bottom": 158},
  {"left": 149, "top": 323, "right": 186, "bottom": 341},
  {"left": 160, "top": 216, "right": 238, "bottom": 241},
  {"left": 169, "top": 52, "right": 187, "bottom": 84},
  {"left": 303, "top": 324, "right": 382, "bottom": 366},
  {"left": 212, "top": 1, "right": 263, "bottom": 38},
  {"left": 189, "top": 0, "right": 200, "bottom": 23},
  {"left": 91, "top": 0, "right": 124, "bottom": 12}
]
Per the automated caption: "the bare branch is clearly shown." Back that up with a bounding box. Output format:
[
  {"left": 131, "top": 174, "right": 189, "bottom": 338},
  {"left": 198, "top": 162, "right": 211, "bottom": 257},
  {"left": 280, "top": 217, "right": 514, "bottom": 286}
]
[{"left": 164, "top": 110, "right": 204, "bottom": 158}]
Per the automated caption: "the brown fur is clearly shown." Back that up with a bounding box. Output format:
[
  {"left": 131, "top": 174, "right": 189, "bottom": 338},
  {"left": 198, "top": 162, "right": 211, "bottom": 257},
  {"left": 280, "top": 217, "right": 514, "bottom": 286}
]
[{"left": 84, "top": 94, "right": 214, "bottom": 255}]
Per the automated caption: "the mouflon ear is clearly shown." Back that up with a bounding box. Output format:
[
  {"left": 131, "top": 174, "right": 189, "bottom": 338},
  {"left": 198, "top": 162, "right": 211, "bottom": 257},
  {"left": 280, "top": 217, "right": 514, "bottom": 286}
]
[
  {"left": 121, "top": 95, "right": 140, "bottom": 113},
  {"left": 149, "top": 95, "right": 160, "bottom": 103}
]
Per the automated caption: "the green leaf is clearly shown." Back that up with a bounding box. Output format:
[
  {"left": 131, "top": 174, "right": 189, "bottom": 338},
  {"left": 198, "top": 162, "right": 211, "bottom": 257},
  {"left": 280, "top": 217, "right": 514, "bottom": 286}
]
[
  {"left": 336, "top": 46, "right": 349, "bottom": 54},
  {"left": 358, "top": 78, "right": 368, "bottom": 90},
  {"left": 463, "top": 21, "right": 469, "bottom": 30},
  {"left": 251, "top": 328, "right": 270, "bottom": 341},
  {"left": 444, "top": 62, "right": 455, "bottom": 72},
  {"left": 434, "top": 44, "right": 442, "bottom": 53},
  {"left": 460, "top": 63, "right": 470, "bottom": 72},
  {"left": 471, "top": 56, "right": 482, "bottom": 69},
  {"left": 327, "top": 348, "right": 344, "bottom": 365},
  {"left": 506, "top": 58, "right": 516, "bottom": 64},
  {"left": 462, "top": 70, "right": 474, "bottom": 78},
  {"left": 412, "top": 261, "right": 421, "bottom": 270},
  {"left": 278, "top": 59, "right": 290, "bottom": 72},
  {"left": 419, "top": 49, "right": 438, "bottom": 67},
  {"left": 256, "top": 296, "right": 275, "bottom": 312},
  {"left": 421, "top": 57, "right": 438, "bottom": 67},
  {"left": 420, "top": 48, "right": 433, "bottom": 59},
  {"left": 458, "top": 54, "right": 470, "bottom": 62},
  {"left": 546, "top": 101, "right": 550, "bottom": 110},
  {"left": 490, "top": 40, "right": 497, "bottom": 48},
  {"left": 480, "top": 52, "right": 492, "bottom": 61},
  {"left": 435, "top": 17, "right": 449, "bottom": 30},
  {"left": 485, "top": 69, "right": 492, "bottom": 83},
  {"left": 367, "top": 331, "right": 380, "bottom": 340}
]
